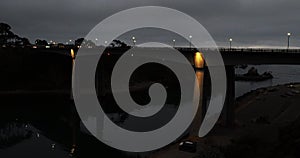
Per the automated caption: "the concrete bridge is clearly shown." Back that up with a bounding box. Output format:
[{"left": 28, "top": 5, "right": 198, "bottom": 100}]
[
  {"left": 73, "top": 47, "right": 300, "bottom": 126},
  {"left": 177, "top": 48, "right": 300, "bottom": 65},
  {"left": 5, "top": 47, "right": 300, "bottom": 127},
  {"left": 3, "top": 47, "right": 300, "bottom": 148},
  {"left": 39, "top": 46, "right": 300, "bottom": 65},
  {"left": 56, "top": 46, "right": 300, "bottom": 126},
  {"left": 2, "top": 46, "right": 300, "bottom": 148}
]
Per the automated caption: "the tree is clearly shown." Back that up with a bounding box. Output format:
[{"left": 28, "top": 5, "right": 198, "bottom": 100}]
[
  {"left": 75, "top": 38, "right": 96, "bottom": 48},
  {"left": 0, "top": 23, "right": 11, "bottom": 35},
  {"left": 0, "top": 23, "right": 12, "bottom": 45},
  {"left": 75, "top": 38, "right": 84, "bottom": 46},
  {"left": 21, "top": 38, "right": 30, "bottom": 46},
  {"left": 35, "top": 39, "right": 48, "bottom": 46},
  {"left": 0, "top": 23, "right": 31, "bottom": 47},
  {"left": 111, "top": 39, "right": 128, "bottom": 48}
]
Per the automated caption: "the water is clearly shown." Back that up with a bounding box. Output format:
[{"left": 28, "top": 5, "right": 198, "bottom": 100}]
[
  {"left": 235, "top": 65, "right": 300, "bottom": 97},
  {"left": 0, "top": 69, "right": 205, "bottom": 157},
  {"left": 83, "top": 70, "right": 204, "bottom": 136}
]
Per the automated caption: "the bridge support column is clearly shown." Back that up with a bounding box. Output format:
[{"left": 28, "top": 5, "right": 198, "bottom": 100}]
[
  {"left": 224, "top": 66, "right": 235, "bottom": 126},
  {"left": 201, "top": 67, "right": 210, "bottom": 121},
  {"left": 201, "top": 66, "right": 235, "bottom": 127}
]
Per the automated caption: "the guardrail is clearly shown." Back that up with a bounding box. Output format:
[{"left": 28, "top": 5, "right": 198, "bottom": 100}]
[
  {"left": 218, "top": 48, "right": 300, "bottom": 53},
  {"left": 175, "top": 47, "right": 300, "bottom": 53}
]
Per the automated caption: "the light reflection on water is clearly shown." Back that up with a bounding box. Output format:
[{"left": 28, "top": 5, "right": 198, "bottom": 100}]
[{"left": 83, "top": 70, "right": 205, "bottom": 138}]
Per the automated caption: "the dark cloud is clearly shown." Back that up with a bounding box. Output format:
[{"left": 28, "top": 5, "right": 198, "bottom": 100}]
[{"left": 1, "top": 0, "right": 300, "bottom": 47}]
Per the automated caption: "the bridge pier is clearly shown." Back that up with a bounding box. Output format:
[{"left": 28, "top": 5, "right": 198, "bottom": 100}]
[
  {"left": 201, "top": 65, "right": 235, "bottom": 127},
  {"left": 201, "top": 67, "right": 210, "bottom": 121},
  {"left": 224, "top": 66, "right": 235, "bottom": 126}
]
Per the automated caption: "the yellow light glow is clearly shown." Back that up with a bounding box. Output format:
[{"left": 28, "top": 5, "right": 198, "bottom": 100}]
[
  {"left": 194, "top": 52, "right": 204, "bottom": 68},
  {"left": 71, "top": 49, "right": 75, "bottom": 59}
]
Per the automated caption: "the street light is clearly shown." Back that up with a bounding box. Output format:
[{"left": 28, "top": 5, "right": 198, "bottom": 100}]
[
  {"left": 287, "top": 32, "right": 291, "bottom": 50},
  {"left": 172, "top": 39, "right": 176, "bottom": 47},
  {"left": 132, "top": 36, "right": 136, "bottom": 46},
  {"left": 189, "top": 35, "right": 192, "bottom": 49},
  {"left": 229, "top": 38, "right": 233, "bottom": 50}
]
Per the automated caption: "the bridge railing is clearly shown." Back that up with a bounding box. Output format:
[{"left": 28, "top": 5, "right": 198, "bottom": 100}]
[
  {"left": 175, "top": 47, "right": 300, "bottom": 53},
  {"left": 219, "top": 48, "right": 300, "bottom": 53}
]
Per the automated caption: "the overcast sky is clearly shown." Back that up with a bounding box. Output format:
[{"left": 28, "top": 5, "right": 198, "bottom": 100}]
[{"left": 1, "top": 0, "right": 300, "bottom": 48}]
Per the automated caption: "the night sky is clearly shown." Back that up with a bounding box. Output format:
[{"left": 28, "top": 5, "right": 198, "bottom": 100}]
[{"left": 1, "top": 0, "right": 300, "bottom": 48}]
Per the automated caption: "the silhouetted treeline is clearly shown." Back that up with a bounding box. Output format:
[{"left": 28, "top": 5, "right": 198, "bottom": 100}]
[{"left": 0, "top": 23, "right": 31, "bottom": 47}]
